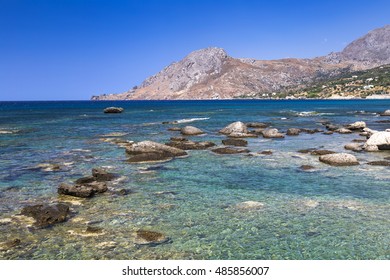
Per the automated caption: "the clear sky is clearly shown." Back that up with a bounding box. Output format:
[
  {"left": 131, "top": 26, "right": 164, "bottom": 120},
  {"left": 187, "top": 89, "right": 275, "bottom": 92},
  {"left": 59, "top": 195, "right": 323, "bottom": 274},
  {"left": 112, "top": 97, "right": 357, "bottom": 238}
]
[{"left": 1, "top": 0, "right": 389, "bottom": 101}]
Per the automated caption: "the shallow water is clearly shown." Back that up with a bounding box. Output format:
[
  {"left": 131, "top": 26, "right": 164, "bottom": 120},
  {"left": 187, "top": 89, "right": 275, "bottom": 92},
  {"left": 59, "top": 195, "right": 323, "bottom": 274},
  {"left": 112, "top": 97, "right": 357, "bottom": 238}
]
[{"left": 0, "top": 100, "right": 389, "bottom": 259}]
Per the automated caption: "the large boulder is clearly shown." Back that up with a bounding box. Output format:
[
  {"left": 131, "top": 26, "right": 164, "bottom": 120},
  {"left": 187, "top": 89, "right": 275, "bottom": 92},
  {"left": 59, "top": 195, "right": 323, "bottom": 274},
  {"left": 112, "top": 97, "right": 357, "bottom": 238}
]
[
  {"left": 103, "top": 107, "right": 124, "bottom": 113},
  {"left": 180, "top": 126, "right": 204, "bottom": 136},
  {"left": 346, "top": 121, "right": 366, "bottom": 130},
  {"left": 21, "top": 203, "right": 69, "bottom": 228},
  {"left": 126, "top": 141, "right": 187, "bottom": 162},
  {"left": 319, "top": 153, "right": 359, "bottom": 166},
  {"left": 364, "top": 131, "right": 390, "bottom": 151},
  {"left": 262, "top": 128, "right": 284, "bottom": 138},
  {"left": 219, "top": 121, "right": 248, "bottom": 135}
]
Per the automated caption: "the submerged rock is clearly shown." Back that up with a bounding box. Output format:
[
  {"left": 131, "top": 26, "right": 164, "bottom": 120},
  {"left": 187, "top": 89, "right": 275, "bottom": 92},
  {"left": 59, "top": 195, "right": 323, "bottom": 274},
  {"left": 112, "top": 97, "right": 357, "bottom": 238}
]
[
  {"left": 0, "top": 239, "right": 21, "bottom": 251},
  {"left": 300, "top": 165, "right": 316, "bottom": 171},
  {"left": 262, "top": 128, "right": 284, "bottom": 138},
  {"left": 34, "top": 163, "right": 62, "bottom": 172},
  {"left": 235, "top": 201, "right": 264, "bottom": 210},
  {"left": 258, "top": 150, "right": 273, "bottom": 155},
  {"left": 180, "top": 126, "right": 204, "bottom": 135},
  {"left": 134, "top": 230, "right": 170, "bottom": 246},
  {"left": 222, "top": 138, "right": 248, "bottom": 146},
  {"left": 103, "top": 107, "right": 124, "bottom": 113},
  {"left": 319, "top": 153, "right": 359, "bottom": 166},
  {"left": 211, "top": 147, "right": 250, "bottom": 154},
  {"left": 21, "top": 203, "right": 69, "bottom": 228},
  {"left": 366, "top": 161, "right": 390, "bottom": 166},
  {"left": 310, "top": 150, "right": 336, "bottom": 156},
  {"left": 363, "top": 131, "right": 390, "bottom": 151}
]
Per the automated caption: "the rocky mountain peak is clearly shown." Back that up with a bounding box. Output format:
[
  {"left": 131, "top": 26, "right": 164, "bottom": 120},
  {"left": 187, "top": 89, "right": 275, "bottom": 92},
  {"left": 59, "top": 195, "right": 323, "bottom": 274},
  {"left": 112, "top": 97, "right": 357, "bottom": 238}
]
[{"left": 340, "top": 25, "right": 390, "bottom": 66}]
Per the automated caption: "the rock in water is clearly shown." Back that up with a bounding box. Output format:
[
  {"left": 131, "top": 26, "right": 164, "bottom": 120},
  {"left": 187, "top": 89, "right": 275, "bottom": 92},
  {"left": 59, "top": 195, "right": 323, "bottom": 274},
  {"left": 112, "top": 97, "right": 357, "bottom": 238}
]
[
  {"left": 92, "top": 168, "right": 115, "bottom": 181},
  {"left": 246, "top": 122, "right": 269, "bottom": 128},
  {"left": 134, "top": 230, "right": 170, "bottom": 246},
  {"left": 58, "top": 183, "right": 95, "bottom": 198},
  {"left": 219, "top": 121, "right": 248, "bottom": 135},
  {"left": 211, "top": 147, "right": 250, "bottom": 154},
  {"left": 180, "top": 126, "right": 204, "bottom": 136},
  {"left": 364, "top": 131, "right": 390, "bottom": 151},
  {"left": 262, "top": 128, "right": 284, "bottom": 138},
  {"left": 126, "top": 140, "right": 187, "bottom": 163},
  {"left": 166, "top": 138, "right": 215, "bottom": 150},
  {"left": 103, "top": 107, "right": 124, "bottom": 113},
  {"left": 380, "top": 109, "right": 390, "bottom": 116},
  {"left": 21, "top": 204, "right": 69, "bottom": 228},
  {"left": 344, "top": 143, "right": 363, "bottom": 151},
  {"left": 286, "top": 128, "right": 301, "bottom": 136},
  {"left": 346, "top": 121, "right": 366, "bottom": 130},
  {"left": 319, "top": 153, "right": 359, "bottom": 166},
  {"left": 222, "top": 138, "right": 248, "bottom": 146}
]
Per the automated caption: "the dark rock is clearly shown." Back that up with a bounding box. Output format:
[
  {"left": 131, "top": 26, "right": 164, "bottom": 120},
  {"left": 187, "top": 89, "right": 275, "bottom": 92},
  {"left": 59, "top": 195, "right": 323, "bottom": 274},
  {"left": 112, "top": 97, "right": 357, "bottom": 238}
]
[
  {"left": 134, "top": 230, "right": 170, "bottom": 246},
  {"left": 301, "top": 128, "right": 323, "bottom": 134},
  {"left": 85, "top": 226, "right": 104, "bottom": 234},
  {"left": 58, "top": 183, "right": 95, "bottom": 198},
  {"left": 127, "top": 152, "right": 173, "bottom": 163},
  {"left": 310, "top": 150, "right": 336, "bottom": 156},
  {"left": 21, "top": 203, "right": 69, "bottom": 228},
  {"left": 170, "top": 136, "right": 187, "bottom": 142},
  {"left": 352, "top": 139, "right": 367, "bottom": 143},
  {"left": 166, "top": 139, "right": 215, "bottom": 150},
  {"left": 325, "top": 124, "right": 341, "bottom": 131},
  {"left": 259, "top": 150, "right": 273, "bottom": 155},
  {"left": 75, "top": 176, "right": 96, "bottom": 185},
  {"left": 92, "top": 168, "right": 115, "bottom": 181},
  {"left": 103, "top": 107, "right": 124, "bottom": 114},
  {"left": 222, "top": 138, "right": 248, "bottom": 146},
  {"left": 323, "top": 131, "right": 334, "bottom": 135},
  {"left": 375, "top": 120, "right": 390, "bottom": 123},
  {"left": 167, "top": 127, "right": 182, "bottom": 131},
  {"left": 116, "top": 188, "right": 131, "bottom": 195},
  {"left": 286, "top": 128, "right": 301, "bottom": 136},
  {"left": 300, "top": 165, "right": 315, "bottom": 171},
  {"left": 246, "top": 122, "right": 269, "bottom": 128},
  {"left": 367, "top": 161, "right": 390, "bottom": 166},
  {"left": 85, "top": 181, "right": 108, "bottom": 193},
  {"left": 211, "top": 147, "right": 250, "bottom": 154},
  {"left": 298, "top": 148, "right": 316, "bottom": 154}
]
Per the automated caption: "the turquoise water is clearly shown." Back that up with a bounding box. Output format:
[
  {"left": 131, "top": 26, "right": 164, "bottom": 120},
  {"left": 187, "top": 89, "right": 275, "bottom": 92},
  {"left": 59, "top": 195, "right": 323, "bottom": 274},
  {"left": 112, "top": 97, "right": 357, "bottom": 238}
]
[{"left": 0, "top": 100, "right": 389, "bottom": 259}]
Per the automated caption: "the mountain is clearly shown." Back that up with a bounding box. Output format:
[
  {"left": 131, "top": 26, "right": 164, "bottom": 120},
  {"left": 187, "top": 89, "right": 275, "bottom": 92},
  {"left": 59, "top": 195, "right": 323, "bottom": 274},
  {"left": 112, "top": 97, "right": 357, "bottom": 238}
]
[{"left": 92, "top": 25, "right": 390, "bottom": 100}]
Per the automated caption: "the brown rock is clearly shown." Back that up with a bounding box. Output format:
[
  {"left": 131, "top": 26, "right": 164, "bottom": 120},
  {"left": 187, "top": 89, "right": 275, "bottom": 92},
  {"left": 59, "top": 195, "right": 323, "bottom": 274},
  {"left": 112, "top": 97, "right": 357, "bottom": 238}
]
[
  {"left": 310, "top": 150, "right": 336, "bottom": 156},
  {"left": 287, "top": 128, "right": 301, "bottom": 136},
  {"left": 319, "top": 153, "right": 359, "bottom": 166},
  {"left": 222, "top": 138, "right": 248, "bottom": 146},
  {"left": 134, "top": 230, "right": 170, "bottom": 246},
  {"left": 103, "top": 107, "right": 124, "bottom": 113},
  {"left": 58, "top": 183, "right": 95, "bottom": 198},
  {"left": 180, "top": 126, "right": 204, "bottom": 136},
  {"left": 21, "top": 203, "right": 69, "bottom": 228},
  {"left": 211, "top": 147, "right": 250, "bottom": 154}
]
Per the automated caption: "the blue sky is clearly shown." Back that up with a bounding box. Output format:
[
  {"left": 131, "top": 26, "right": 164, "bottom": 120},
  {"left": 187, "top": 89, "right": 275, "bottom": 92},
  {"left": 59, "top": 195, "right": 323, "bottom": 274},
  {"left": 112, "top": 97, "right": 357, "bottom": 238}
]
[{"left": 1, "top": 0, "right": 389, "bottom": 101}]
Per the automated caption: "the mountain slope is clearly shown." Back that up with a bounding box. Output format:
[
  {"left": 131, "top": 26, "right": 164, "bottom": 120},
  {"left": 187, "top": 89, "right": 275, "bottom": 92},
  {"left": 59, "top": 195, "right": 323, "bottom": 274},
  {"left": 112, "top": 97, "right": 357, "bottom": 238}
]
[{"left": 92, "top": 25, "right": 390, "bottom": 100}]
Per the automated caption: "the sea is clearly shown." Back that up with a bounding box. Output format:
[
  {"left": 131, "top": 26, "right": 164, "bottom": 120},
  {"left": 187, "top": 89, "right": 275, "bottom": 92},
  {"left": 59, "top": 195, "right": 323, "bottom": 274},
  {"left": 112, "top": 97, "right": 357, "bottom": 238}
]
[{"left": 0, "top": 100, "right": 389, "bottom": 260}]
